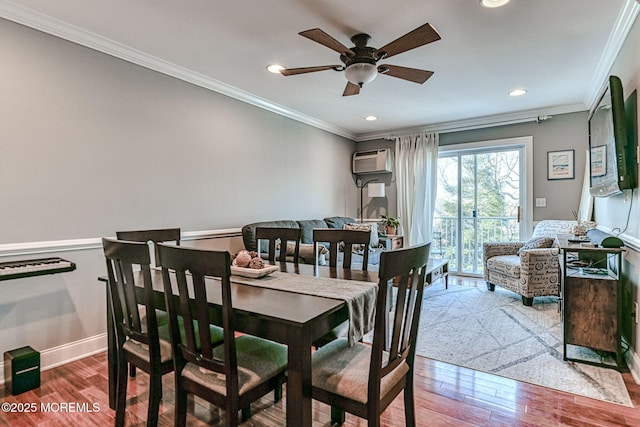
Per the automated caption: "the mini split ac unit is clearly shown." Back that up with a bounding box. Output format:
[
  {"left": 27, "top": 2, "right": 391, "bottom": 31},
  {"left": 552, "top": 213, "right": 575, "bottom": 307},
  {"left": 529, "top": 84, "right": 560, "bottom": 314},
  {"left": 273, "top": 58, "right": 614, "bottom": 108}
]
[{"left": 352, "top": 149, "right": 393, "bottom": 174}]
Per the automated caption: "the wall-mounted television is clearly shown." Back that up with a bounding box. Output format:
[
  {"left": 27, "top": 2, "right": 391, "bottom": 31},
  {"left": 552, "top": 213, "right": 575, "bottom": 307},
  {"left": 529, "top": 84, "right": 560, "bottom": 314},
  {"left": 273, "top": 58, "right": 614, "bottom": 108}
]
[{"left": 588, "top": 75, "right": 637, "bottom": 197}]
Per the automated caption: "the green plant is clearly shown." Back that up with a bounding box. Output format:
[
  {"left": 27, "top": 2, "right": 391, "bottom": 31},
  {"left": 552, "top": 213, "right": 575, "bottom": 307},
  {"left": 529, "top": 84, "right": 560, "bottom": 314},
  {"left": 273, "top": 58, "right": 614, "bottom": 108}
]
[{"left": 380, "top": 214, "right": 400, "bottom": 227}]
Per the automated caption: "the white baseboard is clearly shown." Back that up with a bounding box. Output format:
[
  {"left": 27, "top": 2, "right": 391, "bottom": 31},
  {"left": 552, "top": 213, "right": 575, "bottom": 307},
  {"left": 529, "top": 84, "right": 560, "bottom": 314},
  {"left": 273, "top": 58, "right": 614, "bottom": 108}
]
[
  {"left": 627, "top": 345, "right": 640, "bottom": 384},
  {"left": 0, "top": 334, "right": 107, "bottom": 384}
]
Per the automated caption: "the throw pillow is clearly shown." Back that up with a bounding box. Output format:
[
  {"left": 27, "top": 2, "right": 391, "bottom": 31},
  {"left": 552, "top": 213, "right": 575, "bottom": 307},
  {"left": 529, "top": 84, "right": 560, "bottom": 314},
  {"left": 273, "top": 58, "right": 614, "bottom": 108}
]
[
  {"left": 517, "top": 237, "right": 556, "bottom": 254},
  {"left": 323, "top": 216, "right": 356, "bottom": 229},
  {"left": 278, "top": 242, "right": 328, "bottom": 264},
  {"left": 343, "top": 223, "right": 380, "bottom": 248}
]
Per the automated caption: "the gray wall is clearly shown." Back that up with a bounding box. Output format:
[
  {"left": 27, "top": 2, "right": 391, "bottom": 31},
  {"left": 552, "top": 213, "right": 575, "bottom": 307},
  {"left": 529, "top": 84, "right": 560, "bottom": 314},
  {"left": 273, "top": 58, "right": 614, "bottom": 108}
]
[
  {"left": 0, "top": 18, "right": 357, "bottom": 244},
  {"left": 0, "top": 18, "right": 356, "bottom": 364},
  {"left": 357, "top": 111, "right": 588, "bottom": 222}
]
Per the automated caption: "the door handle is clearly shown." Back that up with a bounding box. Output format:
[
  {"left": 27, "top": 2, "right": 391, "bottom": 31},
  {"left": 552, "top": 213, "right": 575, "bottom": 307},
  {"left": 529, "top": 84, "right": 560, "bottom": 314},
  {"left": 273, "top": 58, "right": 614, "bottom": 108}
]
[{"left": 517, "top": 206, "right": 521, "bottom": 223}]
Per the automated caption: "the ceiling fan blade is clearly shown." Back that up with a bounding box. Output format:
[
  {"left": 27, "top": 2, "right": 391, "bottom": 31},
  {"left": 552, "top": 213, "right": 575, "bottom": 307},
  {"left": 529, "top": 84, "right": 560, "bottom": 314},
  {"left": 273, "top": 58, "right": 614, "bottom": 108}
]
[
  {"left": 299, "top": 28, "right": 354, "bottom": 55},
  {"left": 280, "top": 65, "right": 342, "bottom": 76},
  {"left": 379, "top": 64, "right": 434, "bottom": 84},
  {"left": 375, "top": 23, "right": 441, "bottom": 59},
  {"left": 343, "top": 82, "right": 360, "bottom": 96}
]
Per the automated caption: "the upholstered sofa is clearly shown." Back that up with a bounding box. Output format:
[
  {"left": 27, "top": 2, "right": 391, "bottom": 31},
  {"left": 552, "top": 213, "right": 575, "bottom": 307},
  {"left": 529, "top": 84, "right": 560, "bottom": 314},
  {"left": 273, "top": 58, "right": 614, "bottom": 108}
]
[
  {"left": 241, "top": 216, "right": 383, "bottom": 268},
  {"left": 482, "top": 220, "right": 579, "bottom": 306}
]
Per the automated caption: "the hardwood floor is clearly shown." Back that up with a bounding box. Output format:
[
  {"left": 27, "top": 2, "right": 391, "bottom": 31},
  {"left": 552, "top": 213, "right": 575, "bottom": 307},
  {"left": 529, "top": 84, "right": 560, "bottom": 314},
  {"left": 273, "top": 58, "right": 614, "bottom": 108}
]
[{"left": 1, "top": 276, "right": 639, "bottom": 426}]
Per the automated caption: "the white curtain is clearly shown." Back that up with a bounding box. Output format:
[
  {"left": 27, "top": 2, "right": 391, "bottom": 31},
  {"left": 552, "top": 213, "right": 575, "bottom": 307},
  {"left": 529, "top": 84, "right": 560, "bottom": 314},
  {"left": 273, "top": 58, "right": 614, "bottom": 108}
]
[{"left": 395, "top": 133, "right": 439, "bottom": 246}]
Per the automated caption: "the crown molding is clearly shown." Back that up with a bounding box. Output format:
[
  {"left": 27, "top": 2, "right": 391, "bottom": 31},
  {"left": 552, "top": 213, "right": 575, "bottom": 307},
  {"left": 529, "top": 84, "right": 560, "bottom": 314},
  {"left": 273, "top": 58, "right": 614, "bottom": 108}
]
[
  {"left": 354, "top": 103, "right": 587, "bottom": 141},
  {"left": 0, "top": 1, "right": 356, "bottom": 140},
  {"left": 583, "top": 0, "right": 640, "bottom": 110}
]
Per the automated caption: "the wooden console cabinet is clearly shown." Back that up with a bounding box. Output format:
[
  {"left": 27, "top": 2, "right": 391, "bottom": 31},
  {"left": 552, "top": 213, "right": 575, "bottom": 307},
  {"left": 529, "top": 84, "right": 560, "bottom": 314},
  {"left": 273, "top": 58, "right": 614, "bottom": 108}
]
[{"left": 559, "top": 236, "right": 625, "bottom": 370}]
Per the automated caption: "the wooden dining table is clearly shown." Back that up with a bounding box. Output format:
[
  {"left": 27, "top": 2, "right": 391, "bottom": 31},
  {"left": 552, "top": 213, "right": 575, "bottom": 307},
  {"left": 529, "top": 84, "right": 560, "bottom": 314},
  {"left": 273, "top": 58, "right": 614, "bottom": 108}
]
[{"left": 98, "top": 260, "right": 379, "bottom": 427}]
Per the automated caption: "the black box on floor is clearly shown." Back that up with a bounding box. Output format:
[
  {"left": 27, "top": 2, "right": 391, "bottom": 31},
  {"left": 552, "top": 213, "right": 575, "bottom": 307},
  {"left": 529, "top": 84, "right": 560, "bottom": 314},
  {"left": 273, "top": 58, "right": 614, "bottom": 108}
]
[{"left": 4, "top": 346, "right": 40, "bottom": 395}]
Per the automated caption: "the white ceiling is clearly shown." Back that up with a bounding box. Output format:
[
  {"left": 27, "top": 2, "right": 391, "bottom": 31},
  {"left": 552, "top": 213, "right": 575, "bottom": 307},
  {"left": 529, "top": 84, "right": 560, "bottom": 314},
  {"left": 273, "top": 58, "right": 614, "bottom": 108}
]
[{"left": 1, "top": 0, "right": 638, "bottom": 140}]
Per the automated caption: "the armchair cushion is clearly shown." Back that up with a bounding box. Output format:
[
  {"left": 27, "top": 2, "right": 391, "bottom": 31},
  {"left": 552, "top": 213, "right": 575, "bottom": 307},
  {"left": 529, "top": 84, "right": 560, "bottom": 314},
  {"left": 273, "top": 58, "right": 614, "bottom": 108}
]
[
  {"left": 531, "top": 220, "right": 578, "bottom": 238},
  {"left": 517, "top": 236, "right": 556, "bottom": 254},
  {"left": 483, "top": 242, "right": 524, "bottom": 260},
  {"left": 486, "top": 255, "right": 520, "bottom": 277}
]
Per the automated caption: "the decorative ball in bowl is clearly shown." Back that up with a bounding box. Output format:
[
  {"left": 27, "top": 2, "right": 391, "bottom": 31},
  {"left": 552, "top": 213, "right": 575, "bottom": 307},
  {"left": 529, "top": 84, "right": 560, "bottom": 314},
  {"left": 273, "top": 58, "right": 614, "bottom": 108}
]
[{"left": 230, "top": 250, "right": 278, "bottom": 278}]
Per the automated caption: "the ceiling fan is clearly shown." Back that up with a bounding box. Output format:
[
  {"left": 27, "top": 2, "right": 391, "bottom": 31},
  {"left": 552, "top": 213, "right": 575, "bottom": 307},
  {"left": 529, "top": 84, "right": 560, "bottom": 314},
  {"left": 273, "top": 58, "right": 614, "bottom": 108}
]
[{"left": 280, "top": 23, "right": 441, "bottom": 96}]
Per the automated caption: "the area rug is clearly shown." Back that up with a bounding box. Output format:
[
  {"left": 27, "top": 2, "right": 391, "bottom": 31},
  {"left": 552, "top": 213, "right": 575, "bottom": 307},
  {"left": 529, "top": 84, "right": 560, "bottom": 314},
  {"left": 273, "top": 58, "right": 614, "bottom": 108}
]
[{"left": 415, "top": 280, "right": 633, "bottom": 406}]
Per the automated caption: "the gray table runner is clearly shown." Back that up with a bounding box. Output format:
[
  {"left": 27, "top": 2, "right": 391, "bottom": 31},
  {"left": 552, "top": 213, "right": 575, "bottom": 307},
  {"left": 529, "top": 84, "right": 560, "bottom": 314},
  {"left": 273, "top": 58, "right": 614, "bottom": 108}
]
[{"left": 230, "top": 271, "right": 378, "bottom": 345}]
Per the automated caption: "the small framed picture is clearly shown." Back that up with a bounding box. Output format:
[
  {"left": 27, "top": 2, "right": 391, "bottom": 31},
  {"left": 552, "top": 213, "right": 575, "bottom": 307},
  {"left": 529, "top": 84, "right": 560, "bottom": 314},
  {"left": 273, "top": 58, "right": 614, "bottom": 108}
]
[
  {"left": 547, "top": 149, "right": 575, "bottom": 180},
  {"left": 590, "top": 145, "right": 607, "bottom": 177}
]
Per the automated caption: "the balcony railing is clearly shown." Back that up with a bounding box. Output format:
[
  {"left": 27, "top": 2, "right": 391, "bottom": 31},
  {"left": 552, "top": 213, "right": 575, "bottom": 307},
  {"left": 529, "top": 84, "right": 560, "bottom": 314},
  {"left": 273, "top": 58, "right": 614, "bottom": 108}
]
[{"left": 432, "top": 216, "right": 519, "bottom": 273}]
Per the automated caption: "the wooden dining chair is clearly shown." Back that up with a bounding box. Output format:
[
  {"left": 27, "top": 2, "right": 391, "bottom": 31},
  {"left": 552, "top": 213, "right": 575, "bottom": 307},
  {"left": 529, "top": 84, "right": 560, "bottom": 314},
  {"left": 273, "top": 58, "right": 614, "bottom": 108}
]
[
  {"left": 157, "top": 243, "right": 288, "bottom": 426},
  {"left": 312, "top": 228, "right": 371, "bottom": 270},
  {"left": 255, "top": 226, "right": 301, "bottom": 263},
  {"left": 115, "top": 227, "right": 180, "bottom": 377},
  {"left": 116, "top": 227, "right": 181, "bottom": 266},
  {"left": 311, "top": 242, "right": 431, "bottom": 427},
  {"left": 102, "top": 238, "right": 174, "bottom": 427}
]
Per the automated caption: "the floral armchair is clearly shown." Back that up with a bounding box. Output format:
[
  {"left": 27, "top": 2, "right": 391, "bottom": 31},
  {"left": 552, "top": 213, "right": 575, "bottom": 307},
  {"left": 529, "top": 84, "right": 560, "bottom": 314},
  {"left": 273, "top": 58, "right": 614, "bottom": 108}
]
[{"left": 482, "top": 220, "right": 579, "bottom": 306}]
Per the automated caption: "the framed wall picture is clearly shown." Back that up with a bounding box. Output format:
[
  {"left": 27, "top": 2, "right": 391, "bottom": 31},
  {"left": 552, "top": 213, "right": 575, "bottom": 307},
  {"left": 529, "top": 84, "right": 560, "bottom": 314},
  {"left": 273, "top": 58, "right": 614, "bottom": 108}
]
[
  {"left": 547, "top": 149, "right": 575, "bottom": 180},
  {"left": 590, "top": 145, "right": 607, "bottom": 177}
]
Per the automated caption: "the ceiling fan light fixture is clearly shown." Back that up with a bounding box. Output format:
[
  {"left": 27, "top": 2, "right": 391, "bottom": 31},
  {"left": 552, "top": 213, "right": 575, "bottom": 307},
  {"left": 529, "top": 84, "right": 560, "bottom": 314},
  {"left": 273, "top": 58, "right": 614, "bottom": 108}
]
[
  {"left": 509, "top": 88, "right": 527, "bottom": 96},
  {"left": 364, "top": 115, "right": 378, "bottom": 121},
  {"left": 267, "top": 64, "right": 285, "bottom": 74},
  {"left": 480, "top": 0, "right": 510, "bottom": 8},
  {"left": 344, "top": 63, "right": 377, "bottom": 87}
]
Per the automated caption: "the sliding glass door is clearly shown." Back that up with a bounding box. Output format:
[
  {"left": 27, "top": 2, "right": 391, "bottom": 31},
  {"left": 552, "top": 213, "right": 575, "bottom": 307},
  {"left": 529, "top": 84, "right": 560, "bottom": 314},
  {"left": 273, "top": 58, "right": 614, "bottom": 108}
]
[{"left": 435, "top": 138, "right": 529, "bottom": 276}]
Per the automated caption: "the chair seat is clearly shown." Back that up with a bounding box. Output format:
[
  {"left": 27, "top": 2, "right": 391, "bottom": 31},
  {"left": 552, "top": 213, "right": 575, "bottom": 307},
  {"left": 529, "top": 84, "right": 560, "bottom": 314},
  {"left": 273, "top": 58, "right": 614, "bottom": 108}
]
[
  {"left": 123, "top": 338, "right": 173, "bottom": 364},
  {"left": 157, "top": 317, "right": 224, "bottom": 348},
  {"left": 182, "top": 335, "right": 287, "bottom": 397},
  {"left": 485, "top": 255, "right": 521, "bottom": 277},
  {"left": 311, "top": 338, "right": 409, "bottom": 404},
  {"left": 141, "top": 309, "right": 169, "bottom": 328}
]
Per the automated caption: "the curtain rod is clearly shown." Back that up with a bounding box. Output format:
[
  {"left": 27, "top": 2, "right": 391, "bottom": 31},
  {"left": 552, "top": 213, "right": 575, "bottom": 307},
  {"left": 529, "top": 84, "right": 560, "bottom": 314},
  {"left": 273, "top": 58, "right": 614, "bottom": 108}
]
[{"left": 383, "top": 115, "right": 553, "bottom": 141}]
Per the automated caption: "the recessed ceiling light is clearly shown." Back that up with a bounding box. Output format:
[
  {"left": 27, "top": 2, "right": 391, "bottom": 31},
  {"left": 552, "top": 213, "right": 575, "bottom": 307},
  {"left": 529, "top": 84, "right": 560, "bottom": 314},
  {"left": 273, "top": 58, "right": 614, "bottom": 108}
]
[
  {"left": 509, "top": 88, "right": 527, "bottom": 97},
  {"left": 364, "top": 115, "right": 378, "bottom": 121},
  {"left": 480, "top": 0, "right": 510, "bottom": 8},
  {"left": 267, "top": 64, "right": 285, "bottom": 74}
]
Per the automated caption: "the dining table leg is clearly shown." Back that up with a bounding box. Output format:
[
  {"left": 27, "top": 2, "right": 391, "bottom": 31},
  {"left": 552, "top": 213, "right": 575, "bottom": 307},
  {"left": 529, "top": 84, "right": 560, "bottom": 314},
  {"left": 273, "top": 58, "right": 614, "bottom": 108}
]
[
  {"left": 286, "top": 326, "right": 313, "bottom": 427},
  {"left": 105, "top": 283, "right": 117, "bottom": 410}
]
